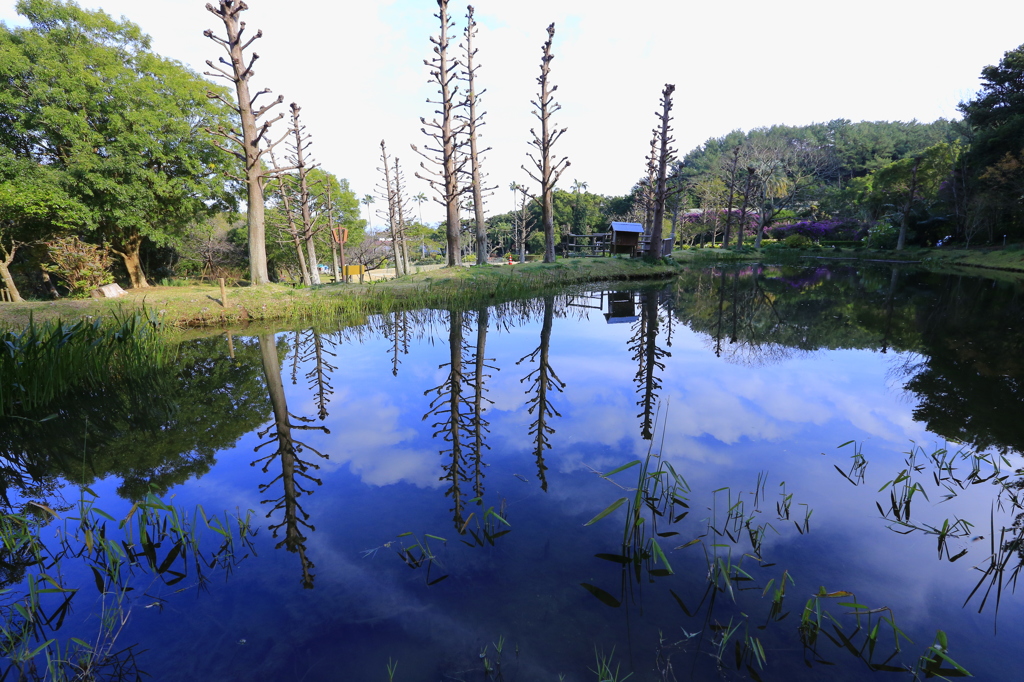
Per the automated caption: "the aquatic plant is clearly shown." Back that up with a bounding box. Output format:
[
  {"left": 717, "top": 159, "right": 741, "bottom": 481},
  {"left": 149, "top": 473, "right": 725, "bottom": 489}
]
[
  {"left": 0, "top": 488, "right": 255, "bottom": 680},
  {"left": 0, "top": 310, "right": 167, "bottom": 418}
]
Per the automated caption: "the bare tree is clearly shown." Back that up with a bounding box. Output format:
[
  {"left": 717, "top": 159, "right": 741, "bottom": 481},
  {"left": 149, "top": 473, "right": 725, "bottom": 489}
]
[
  {"left": 394, "top": 158, "right": 414, "bottom": 273},
  {"left": 204, "top": 1, "right": 289, "bottom": 285},
  {"left": 414, "top": 0, "right": 466, "bottom": 268},
  {"left": 267, "top": 148, "right": 311, "bottom": 285},
  {"left": 517, "top": 295, "right": 564, "bottom": 490},
  {"left": 460, "top": 6, "right": 497, "bottom": 266},
  {"left": 423, "top": 310, "right": 474, "bottom": 527},
  {"left": 378, "top": 140, "right": 403, "bottom": 276},
  {"left": 286, "top": 103, "right": 324, "bottom": 284},
  {"left": 377, "top": 141, "right": 414, "bottom": 277},
  {"left": 643, "top": 135, "right": 658, "bottom": 231},
  {"left": 509, "top": 181, "right": 534, "bottom": 263},
  {"left": 254, "top": 333, "right": 329, "bottom": 588},
  {"left": 522, "top": 24, "right": 570, "bottom": 264},
  {"left": 649, "top": 84, "right": 676, "bottom": 258}
]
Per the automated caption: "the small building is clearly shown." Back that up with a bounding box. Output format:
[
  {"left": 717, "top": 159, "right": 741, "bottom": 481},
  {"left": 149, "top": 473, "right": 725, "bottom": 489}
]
[{"left": 610, "top": 222, "right": 644, "bottom": 256}]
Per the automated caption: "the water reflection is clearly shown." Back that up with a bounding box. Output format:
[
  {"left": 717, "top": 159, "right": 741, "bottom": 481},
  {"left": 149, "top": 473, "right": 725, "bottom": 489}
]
[
  {"left": 254, "top": 332, "right": 329, "bottom": 589},
  {"left": 629, "top": 292, "right": 671, "bottom": 440},
  {"left": 517, "top": 295, "right": 563, "bottom": 491},
  {"left": 6, "top": 265, "right": 1024, "bottom": 680}
]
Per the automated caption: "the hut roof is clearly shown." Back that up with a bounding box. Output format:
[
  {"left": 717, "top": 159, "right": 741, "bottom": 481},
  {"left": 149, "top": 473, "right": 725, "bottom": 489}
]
[{"left": 610, "top": 222, "right": 644, "bottom": 233}]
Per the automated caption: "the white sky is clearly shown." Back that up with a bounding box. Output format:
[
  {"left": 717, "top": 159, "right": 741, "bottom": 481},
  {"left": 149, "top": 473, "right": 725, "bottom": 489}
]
[{"left": 3, "top": 0, "right": 1023, "bottom": 225}]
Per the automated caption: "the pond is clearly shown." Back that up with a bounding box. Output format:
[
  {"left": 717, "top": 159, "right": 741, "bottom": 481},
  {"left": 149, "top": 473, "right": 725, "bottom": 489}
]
[{"left": 3, "top": 263, "right": 1024, "bottom": 681}]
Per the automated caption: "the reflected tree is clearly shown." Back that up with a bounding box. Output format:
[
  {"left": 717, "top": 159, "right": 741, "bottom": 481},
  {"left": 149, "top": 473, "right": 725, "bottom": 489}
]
[
  {"left": 517, "top": 295, "right": 564, "bottom": 490},
  {"left": 424, "top": 310, "right": 474, "bottom": 526},
  {"left": 469, "top": 308, "right": 498, "bottom": 499},
  {"left": 423, "top": 308, "right": 499, "bottom": 527},
  {"left": 253, "top": 333, "right": 329, "bottom": 589},
  {"left": 629, "top": 292, "right": 672, "bottom": 440},
  {"left": 299, "top": 330, "right": 337, "bottom": 421},
  {"left": 383, "top": 310, "right": 412, "bottom": 377}
]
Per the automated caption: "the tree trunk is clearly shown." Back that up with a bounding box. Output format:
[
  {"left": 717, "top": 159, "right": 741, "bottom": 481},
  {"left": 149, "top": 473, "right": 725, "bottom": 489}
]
[
  {"left": 0, "top": 240, "right": 23, "bottom": 302},
  {"left": 274, "top": 170, "right": 311, "bottom": 286},
  {"left": 721, "top": 147, "right": 740, "bottom": 249},
  {"left": 897, "top": 158, "right": 920, "bottom": 251},
  {"left": 650, "top": 84, "right": 675, "bottom": 259},
  {"left": 736, "top": 168, "right": 755, "bottom": 250},
  {"left": 114, "top": 233, "right": 150, "bottom": 288},
  {"left": 0, "top": 262, "right": 22, "bottom": 302},
  {"left": 205, "top": 2, "right": 279, "bottom": 286}
]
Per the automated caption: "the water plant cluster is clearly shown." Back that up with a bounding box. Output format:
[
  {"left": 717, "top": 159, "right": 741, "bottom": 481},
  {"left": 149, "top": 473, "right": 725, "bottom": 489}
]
[
  {"left": 0, "top": 489, "right": 255, "bottom": 681},
  {"left": 0, "top": 312, "right": 167, "bottom": 418}
]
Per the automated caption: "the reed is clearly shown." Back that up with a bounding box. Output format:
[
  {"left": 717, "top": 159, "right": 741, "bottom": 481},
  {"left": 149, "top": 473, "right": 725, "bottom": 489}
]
[{"left": 0, "top": 309, "right": 168, "bottom": 418}]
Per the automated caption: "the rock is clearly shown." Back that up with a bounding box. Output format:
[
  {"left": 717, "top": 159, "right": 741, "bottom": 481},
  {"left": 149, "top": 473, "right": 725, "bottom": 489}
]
[{"left": 90, "top": 283, "right": 127, "bottom": 299}]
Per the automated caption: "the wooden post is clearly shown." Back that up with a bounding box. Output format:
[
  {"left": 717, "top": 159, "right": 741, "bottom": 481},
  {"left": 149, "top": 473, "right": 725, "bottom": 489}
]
[
  {"left": 226, "top": 330, "right": 235, "bottom": 359},
  {"left": 219, "top": 277, "right": 227, "bottom": 307}
]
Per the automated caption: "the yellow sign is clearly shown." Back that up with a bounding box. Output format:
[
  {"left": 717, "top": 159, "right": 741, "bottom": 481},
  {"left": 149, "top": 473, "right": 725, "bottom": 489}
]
[{"left": 342, "top": 265, "right": 366, "bottom": 276}]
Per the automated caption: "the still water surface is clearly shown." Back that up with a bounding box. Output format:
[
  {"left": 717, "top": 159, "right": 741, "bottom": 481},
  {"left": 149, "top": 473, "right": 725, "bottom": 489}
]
[{"left": 5, "top": 263, "right": 1024, "bottom": 681}]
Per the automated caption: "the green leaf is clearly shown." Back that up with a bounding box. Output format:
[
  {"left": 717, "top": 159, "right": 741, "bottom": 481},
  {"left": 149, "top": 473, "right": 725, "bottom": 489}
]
[
  {"left": 580, "top": 583, "right": 621, "bottom": 608},
  {"left": 584, "top": 498, "right": 627, "bottom": 526},
  {"left": 601, "top": 460, "right": 641, "bottom": 478}
]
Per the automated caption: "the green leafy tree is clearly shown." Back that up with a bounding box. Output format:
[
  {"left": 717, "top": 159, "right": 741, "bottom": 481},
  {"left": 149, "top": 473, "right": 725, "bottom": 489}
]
[
  {"left": 850, "top": 143, "right": 958, "bottom": 247},
  {"left": 0, "top": 153, "right": 87, "bottom": 300},
  {"left": 959, "top": 43, "right": 1024, "bottom": 239},
  {"left": 0, "top": 0, "right": 237, "bottom": 289}
]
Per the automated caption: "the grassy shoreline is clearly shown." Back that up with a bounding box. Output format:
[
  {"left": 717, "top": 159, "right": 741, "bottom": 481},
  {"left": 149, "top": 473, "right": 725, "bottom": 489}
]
[
  {"left": 2, "top": 247, "right": 1021, "bottom": 330},
  {"left": 0, "top": 258, "right": 683, "bottom": 330}
]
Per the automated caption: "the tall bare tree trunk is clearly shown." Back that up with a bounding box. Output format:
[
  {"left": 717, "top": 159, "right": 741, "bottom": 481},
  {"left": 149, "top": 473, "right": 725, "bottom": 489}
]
[
  {"left": 524, "top": 24, "right": 570, "bottom": 264},
  {"left": 650, "top": 84, "right": 676, "bottom": 259},
  {"left": 325, "top": 182, "right": 340, "bottom": 282},
  {"left": 269, "top": 149, "right": 311, "bottom": 286},
  {"left": 414, "top": 0, "right": 464, "bottom": 268},
  {"left": 721, "top": 146, "right": 740, "bottom": 249},
  {"left": 205, "top": 1, "right": 288, "bottom": 286},
  {"left": 379, "top": 140, "right": 404, "bottom": 276},
  {"left": 463, "top": 6, "right": 494, "bottom": 266},
  {"left": 289, "top": 103, "right": 321, "bottom": 285}
]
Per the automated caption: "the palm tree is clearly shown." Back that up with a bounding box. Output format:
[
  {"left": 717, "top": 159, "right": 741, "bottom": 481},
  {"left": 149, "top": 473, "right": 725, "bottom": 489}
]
[
  {"left": 361, "top": 195, "right": 375, "bottom": 233},
  {"left": 414, "top": 192, "right": 427, "bottom": 226}
]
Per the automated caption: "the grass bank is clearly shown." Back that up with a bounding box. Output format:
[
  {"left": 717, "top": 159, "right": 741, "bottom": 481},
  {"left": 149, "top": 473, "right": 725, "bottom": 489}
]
[
  {"left": 4, "top": 246, "right": 1021, "bottom": 331},
  {"left": 0, "top": 257, "right": 682, "bottom": 330}
]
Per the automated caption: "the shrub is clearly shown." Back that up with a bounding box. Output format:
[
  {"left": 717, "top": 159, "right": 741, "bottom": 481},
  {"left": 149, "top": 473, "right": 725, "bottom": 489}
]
[
  {"left": 42, "top": 236, "right": 114, "bottom": 297},
  {"left": 769, "top": 218, "right": 867, "bottom": 242},
  {"left": 784, "top": 234, "right": 814, "bottom": 249},
  {"left": 866, "top": 222, "right": 900, "bottom": 249}
]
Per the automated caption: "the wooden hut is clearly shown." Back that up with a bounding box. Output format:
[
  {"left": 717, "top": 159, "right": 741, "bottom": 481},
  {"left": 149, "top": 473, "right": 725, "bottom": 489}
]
[{"left": 610, "top": 222, "right": 644, "bottom": 256}]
